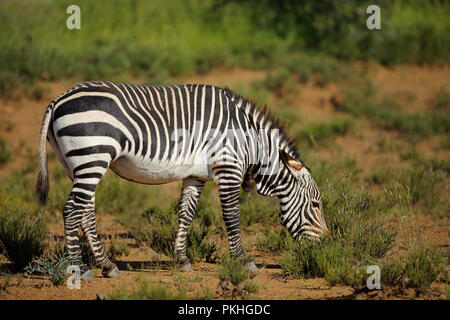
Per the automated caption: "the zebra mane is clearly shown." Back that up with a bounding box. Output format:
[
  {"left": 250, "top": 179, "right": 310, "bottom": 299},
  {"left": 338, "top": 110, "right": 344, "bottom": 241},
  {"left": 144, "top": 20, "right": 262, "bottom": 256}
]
[{"left": 223, "top": 87, "right": 300, "bottom": 160}]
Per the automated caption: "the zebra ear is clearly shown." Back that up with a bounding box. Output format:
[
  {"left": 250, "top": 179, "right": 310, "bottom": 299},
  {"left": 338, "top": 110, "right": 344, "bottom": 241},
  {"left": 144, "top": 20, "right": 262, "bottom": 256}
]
[{"left": 279, "top": 148, "right": 304, "bottom": 174}]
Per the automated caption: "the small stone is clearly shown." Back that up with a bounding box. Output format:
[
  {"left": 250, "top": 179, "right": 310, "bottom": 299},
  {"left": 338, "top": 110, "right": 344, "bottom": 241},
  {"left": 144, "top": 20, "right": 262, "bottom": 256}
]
[{"left": 96, "top": 292, "right": 108, "bottom": 300}]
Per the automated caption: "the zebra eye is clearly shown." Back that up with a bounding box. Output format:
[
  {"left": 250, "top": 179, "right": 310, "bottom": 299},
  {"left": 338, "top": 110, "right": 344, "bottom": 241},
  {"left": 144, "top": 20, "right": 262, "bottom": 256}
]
[{"left": 311, "top": 201, "right": 320, "bottom": 208}]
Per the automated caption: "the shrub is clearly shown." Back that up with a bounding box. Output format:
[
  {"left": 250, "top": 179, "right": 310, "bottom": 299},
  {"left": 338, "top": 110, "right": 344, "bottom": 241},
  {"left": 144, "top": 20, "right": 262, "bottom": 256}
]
[
  {"left": 141, "top": 205, "right": 177, "bottom": 258},
  {"left": 0, "top": 190, "right": 48, "bottom": 271},
  {"left": 239, "top": 189, "right": 278, "bottom": 227},
  {"left": 336, "top": 81, "right": 450, "bottom": 140},
  {"left": 255, "top": 227, "right": 292, "bottom": 253},
  {"left": 217, "top": 255, "right": 258, "bottom": 298},
  {"left": 196, "top": 182, "right": 221, "bottom": 229},
  {"left": 384, "top": 164, "right": 446, "bottom": 213},
  {"left": 279, "top": 179, "right": 396, "bottom": 286},
  {"left": 402, "top": 244, "right": 447, "bottom": 294},
  {"left": 107, "top": 238, "right": 130, "bottom": 259},
  {"left": 381, "top": 244, "right": 448, "bottom": 294},
  {"left": 141, "top": 204, "right": 217, "bottom": 263},
  {"left": 0, "top": 136, "right": 10, "bottom": 165},
  {"left": 109, "top": 278, "right": 188, "bottom": 300},
  {"left": 96, "top": 172, "right": 160, "bottom": 215},
  {"left": 434, "top": 87, "right": 450, "bottom": 110},
  {"left": 297, "top": 117, "right": 353, "bottom": 147},
  {"left": 24, "top": 253, "right": 70, "bottom": 286}
]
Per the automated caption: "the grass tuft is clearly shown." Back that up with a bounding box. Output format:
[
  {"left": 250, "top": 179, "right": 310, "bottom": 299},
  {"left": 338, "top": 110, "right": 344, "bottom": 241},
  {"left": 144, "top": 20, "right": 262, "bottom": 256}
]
[
  {"left": 24, "top": 253, "right": 70, "bottom": 286},
  {"left": 0, "top": 190, "right": 48, "bottom": 271}
]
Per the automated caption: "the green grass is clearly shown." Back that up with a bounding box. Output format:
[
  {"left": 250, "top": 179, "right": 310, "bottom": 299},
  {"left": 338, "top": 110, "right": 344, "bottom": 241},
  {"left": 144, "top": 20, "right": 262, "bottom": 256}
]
[
  {"left": 278, "top": 178, "right": 396, "bottom": 286},
  {"left": 382, "top": 155, "right": 448, "bottom": 215},
  {"left": 107, "top": 238, "right": 130, "bottom": 259},
  {"left": 24, "top": 252, "right": 70, "bottom": 286},
  {"left": 335, "top": 79, "right": 450, "bottom": 141},
  {"left": 0, "top": 0, "right": 448, "bottom": 96},
  {"left": 381, "top": 244, "right": 448, "bottom": 294},
  {"left": 0, "top": 136, "right": 11, "bottom": 165},
  {"left": 235, "top": 0, "right": 450, "bottom": 64},
  {"left": 434, "top": 87, "right": 450, "bottom": 110},
  {"left": 138, "top": 203, "right": 217, "bottom": 263},
  {"left": 255, "top": 227, "right": 292, "bottom": 253},
  {"left": 217, "top": 254, "right": 259, "bottom": 298},
  {"left": 239, "top": 189, "right": 279, "bottom": 227},
  {"left": 96, "top": 172, "right": 162, "bottom": 216},
  {"left": 297, "top": 117, "right": 353, "bottom": 148},
  {"left": 109, "top": 278, "right": 188, "bottom": 300},
  {"left": 0, "top": 190, "right": 48, "bottom": 271}
]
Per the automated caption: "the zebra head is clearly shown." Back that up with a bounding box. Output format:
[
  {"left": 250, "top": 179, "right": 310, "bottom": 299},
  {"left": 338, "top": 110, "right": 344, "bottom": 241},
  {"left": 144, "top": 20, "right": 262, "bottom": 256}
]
[{"left": 276, "top": 149, "right": 329, "bottom": 241}]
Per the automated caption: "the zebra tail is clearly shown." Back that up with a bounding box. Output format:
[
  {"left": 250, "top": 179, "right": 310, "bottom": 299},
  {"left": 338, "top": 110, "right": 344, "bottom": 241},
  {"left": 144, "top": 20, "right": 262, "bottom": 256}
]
[{"left": 36, "top": 105, "right": 52, "bottom": 206}]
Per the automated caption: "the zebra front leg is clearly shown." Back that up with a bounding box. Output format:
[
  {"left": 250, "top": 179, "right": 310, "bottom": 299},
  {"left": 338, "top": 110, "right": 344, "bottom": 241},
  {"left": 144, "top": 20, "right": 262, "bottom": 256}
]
[
  {"left": 81, "top": 196, "right": 119, "bottom": 278},
  {"left": 175, "top": 177, "right": 205, "bottom": 271},
  {"left": 213, "top": 167, "right": 258, "bottom": 272}
]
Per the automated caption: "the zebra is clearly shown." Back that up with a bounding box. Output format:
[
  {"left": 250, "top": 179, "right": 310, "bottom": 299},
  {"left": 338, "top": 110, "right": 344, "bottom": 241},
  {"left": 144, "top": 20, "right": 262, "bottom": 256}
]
[{"left": 36, "top": 81, "right": 329, "bottom": 280}]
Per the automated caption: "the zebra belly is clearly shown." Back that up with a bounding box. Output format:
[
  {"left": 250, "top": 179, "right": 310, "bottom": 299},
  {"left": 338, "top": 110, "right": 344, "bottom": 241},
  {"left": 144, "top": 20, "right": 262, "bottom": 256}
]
[{"left": 110, "top": 155, "right": 211, "bottom": 185}]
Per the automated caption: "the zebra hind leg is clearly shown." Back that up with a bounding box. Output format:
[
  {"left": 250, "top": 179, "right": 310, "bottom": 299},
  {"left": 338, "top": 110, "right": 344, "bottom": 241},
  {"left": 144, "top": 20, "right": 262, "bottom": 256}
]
[
  {"left": 63, "top": 192, "right": 96, "bottom": 280},
  {"left": 81, "top": 196, "right": 120, "bottom": 278},
  {"left": 174, "top": 177, "right": 205, "bottom": 272},
  {"left": 64, "top": 162, "right": 119, "bottom": 280}
]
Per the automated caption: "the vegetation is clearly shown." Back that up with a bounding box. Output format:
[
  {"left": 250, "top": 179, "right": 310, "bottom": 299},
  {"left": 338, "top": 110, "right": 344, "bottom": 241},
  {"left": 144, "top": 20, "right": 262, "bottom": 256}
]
[
  {"left": 278, "top": 179, "right": 396, "bottom": 286},
  {"left": 109, "top": 278, "right": 188, "bottom": 300},
  {"left": 1, "top": 0, "right": 449, "bottom": 95},
  {"left": 217, "top": 255, "right": 259, "bottom": 298},
  {"left": 334, "top": 78, "right": 450, "bottom": 141},
  {"left": 297, "top": 117, "right": 353, "bottom": 147},
  {"left": 0, "top": 190, "right": 48, "bottom": 271},
  {"left": 138, "top": 204, "right": 217, "bottom": 264},
  {"left": 0, "top": 136, "right": 10, "bottom": 165},
  {"left": 107, "top": 238, "right": 130, "bottom": 259},
  {"left": 24, "top": 253, "right": 70, "bottom": 286},
  {"left": 382, "top": 244, "right": 448, "bottom": 294}
]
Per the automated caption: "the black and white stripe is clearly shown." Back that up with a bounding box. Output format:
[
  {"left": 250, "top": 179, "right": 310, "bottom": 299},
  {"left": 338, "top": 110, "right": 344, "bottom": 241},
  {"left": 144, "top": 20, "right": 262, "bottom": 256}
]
[{"left": 36, "top": 81, "right": 328, "bottom": 277}]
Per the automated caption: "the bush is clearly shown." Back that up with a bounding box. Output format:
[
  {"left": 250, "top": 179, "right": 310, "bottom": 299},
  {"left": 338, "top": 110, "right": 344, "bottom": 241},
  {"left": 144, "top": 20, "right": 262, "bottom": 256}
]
[
  {"left": 217, "top": 255, "right": 258, "bottom": 298},
  {"left": 24, "top": 253, "right": 70, "bottom": 286},
  {"left": 80, "top": 235, "right": 96, "bottom": 269},
  {"left": 107, "top": 238, "right": 130, "bottom": 259},
  {"left": 96, "top": 172, "right": 160, "bottom": 215},
  {"left": 0, "top": 190, "right": 48, "bottom": 271},
  {"left": 255, "top": 227, "right": 292, "bottom": 253},
  {"left": 0, "top": 136, "right": 10, "bottom": 165},
  {"left": 223, "top": 0, "right": 450, "bottom": 64},
  {"left": 278, "top": 179, "right": 396, "bottom": 286},
  {"left": 402, "top": 244, "right": 447, "bottom": 293},
  {"left": 384, "top": 164, "right": 446, "bottom": 213},
  {"left": 140, "top": 204, "right": 217, "bottom": 263},
  {"left": 381, "top": 244, "right": 448, "bottom": 294},
  {"left": 239, "top": 189, "right": 278, "bottom": 227},
  {"left": 297, "top": 117, "right": 353, "bottom": 147},
  {"left": 434, "top": 87, "right": 450, "bottom": 110},
  {"left": 109, "top": 278, "right": 188, "bottom": 300},
  {"left": 336, "top": 79, "right": 450, "bottom": 140}
]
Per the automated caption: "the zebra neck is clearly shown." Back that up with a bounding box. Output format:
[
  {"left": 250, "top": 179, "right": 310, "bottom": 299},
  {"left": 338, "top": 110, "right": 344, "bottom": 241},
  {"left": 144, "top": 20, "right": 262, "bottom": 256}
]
[{"left": 251, "top": 152, "right": 292, "bottom": 197}]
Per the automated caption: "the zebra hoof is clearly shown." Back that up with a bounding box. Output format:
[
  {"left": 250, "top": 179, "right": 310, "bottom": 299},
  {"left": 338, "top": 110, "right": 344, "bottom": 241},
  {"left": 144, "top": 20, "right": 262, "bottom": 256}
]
[
  {"left": 245, "top": 261, "right": 259, "bottom": 273},
  {"left": 102, "top": 266, "right": 120, "bottom": 278},
  {"left": 179, "top": 263, "right": 193, "bottom": 272},
  {"left": 80, "top": 270, "right": 95, "bottom": 281}
]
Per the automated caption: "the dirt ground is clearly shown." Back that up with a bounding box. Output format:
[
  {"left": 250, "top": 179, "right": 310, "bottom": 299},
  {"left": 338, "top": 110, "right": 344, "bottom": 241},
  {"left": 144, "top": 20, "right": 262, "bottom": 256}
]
[{"left": 0, "top": 65, "right": 448, "bottom": 300}]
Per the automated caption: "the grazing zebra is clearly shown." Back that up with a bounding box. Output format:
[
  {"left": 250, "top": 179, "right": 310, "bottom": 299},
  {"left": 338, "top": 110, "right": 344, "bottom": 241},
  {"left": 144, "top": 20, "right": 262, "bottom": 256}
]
[{"left": 36, "top": 81, "right": 329, "bottom": 280}]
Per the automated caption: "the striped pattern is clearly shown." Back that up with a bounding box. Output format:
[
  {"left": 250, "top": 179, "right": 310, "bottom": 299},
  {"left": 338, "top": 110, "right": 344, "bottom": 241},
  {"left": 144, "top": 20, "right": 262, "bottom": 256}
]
[{"left": 36, "top": 81, "right": 328, "bottom": 275}]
